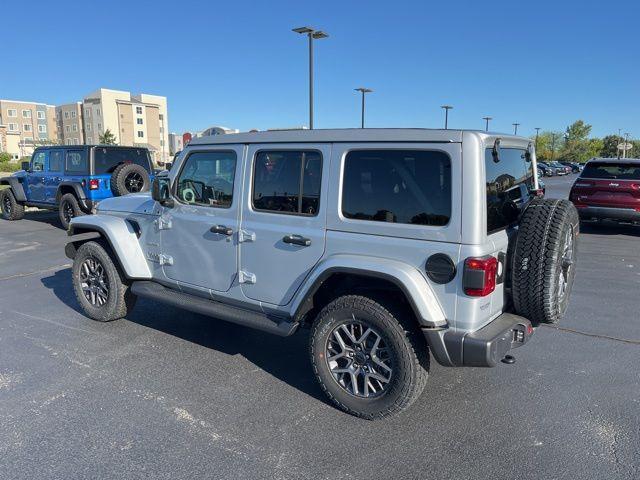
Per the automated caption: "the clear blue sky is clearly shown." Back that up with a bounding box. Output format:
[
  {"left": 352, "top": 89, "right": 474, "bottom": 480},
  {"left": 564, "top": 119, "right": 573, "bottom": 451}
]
[{"left": 1, "top": 0, "right": 638, "bottom": 138}]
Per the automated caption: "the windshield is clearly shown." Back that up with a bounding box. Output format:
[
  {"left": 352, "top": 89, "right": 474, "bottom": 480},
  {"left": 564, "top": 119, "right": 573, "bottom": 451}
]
[
  {"left": 581, "top": 162, "right": 640, "bottom": 180},
  {"left": 93, "top": 147, "right": 151, "bottom": 174}
]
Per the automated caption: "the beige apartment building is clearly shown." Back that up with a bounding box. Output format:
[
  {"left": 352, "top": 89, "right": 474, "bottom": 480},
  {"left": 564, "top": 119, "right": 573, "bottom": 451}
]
[
  {"left": 56, "top": 102, "right": 85, "bottom": 146},
  {"left": 83, "top": 89, "right": 169, "bottom": 164},
  {"left": 0, "top": 99, "right": 58, "bottom": 159}
]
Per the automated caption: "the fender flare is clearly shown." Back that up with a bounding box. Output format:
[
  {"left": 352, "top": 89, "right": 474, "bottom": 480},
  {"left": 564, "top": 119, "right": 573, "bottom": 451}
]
[
  {"left": 291, "top": 255, "right": 448, "bottom": 328},
  {"left": 57, "top": 181, "right": 91, "bottom": 211},
  {"left": 0, "top": 177, "right": 27, "bottom": 202},
  {"left": 66, "top": 215, "right": 152, "bottom": 279}
]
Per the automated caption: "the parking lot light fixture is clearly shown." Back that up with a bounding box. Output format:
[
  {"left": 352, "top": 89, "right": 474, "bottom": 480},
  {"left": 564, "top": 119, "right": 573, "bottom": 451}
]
[
  {"left": 355, "top": 88, "right": 373, "bottom": 128},
  {"left": 534, "top": 127, "right": 541, "bottom": 150},
  {"left": 292, "top": 26, "right": 329, "bottom": 130},
  {"left": 441, "top": 105, "right": 453, "bottom": 129},
  {"left": 512, "top": 123, "right": 520, "bottom": 135},
  {"left": 482, "top": 116, "right": 492, "bottom": 132}
]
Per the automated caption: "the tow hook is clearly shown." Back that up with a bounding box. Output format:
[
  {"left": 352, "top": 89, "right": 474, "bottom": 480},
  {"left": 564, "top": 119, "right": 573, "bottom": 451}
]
[{"left": 501, "top": 355, "right": 516, "bottom": 365}]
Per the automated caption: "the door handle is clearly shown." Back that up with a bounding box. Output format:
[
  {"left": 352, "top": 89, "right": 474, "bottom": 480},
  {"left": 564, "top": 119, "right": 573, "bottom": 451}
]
[
  {"left": 210, "top": 225, "right": 233, "bottom": 236},
  {"left": 283, "top": 234, "right": 311, "bottom": 247}
]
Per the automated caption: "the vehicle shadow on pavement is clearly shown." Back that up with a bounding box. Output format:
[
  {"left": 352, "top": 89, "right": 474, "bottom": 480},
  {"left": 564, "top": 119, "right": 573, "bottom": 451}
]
[
  {"left": 40, "top": 268, "right": 326, "bottom": 403},
  {"left": 21, "top": 210, "right": 64, "bottom": 229},
  {"left": 579, "top": 222, "right": 640, "bottom": 237}
]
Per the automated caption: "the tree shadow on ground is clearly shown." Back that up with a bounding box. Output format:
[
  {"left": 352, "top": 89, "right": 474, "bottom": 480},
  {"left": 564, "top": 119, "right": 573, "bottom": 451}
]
[
  {"left": 40, "top": 268, "right": 325, "bottom": 402},
  {"left": 579, "top": 222, "right": 640, "bottom": 237}
]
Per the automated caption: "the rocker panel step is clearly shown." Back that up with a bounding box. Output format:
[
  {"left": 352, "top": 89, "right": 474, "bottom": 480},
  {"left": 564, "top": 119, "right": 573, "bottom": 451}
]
[{"left": 131, "top": 281, "right": 298, "bottom": 337}]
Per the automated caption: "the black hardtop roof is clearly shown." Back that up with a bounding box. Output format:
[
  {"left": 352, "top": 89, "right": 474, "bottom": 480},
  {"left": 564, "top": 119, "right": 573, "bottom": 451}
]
[
  {"left": 35, "top": 145, "right": 150, "bottom": 150},
  {"left": 586, "top": 157, "right": 640, "bottom": 165}
]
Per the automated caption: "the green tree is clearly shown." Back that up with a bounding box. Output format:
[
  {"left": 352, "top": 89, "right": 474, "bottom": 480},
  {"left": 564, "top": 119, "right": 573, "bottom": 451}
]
[
  {"left": 99, "top": 129, "right": 118, "bottom": 145},
  {"left": 600, "top": 135, "right": 623, "bottom": 158},
  {"left": 533, "top": 131, "right": 563, "bottom": 161},
  {"left": 0, "top": 152, "right": 11, "bottom": 163},
  {"left": 559, "top": 120, "right": 592, "bottom": 163}
]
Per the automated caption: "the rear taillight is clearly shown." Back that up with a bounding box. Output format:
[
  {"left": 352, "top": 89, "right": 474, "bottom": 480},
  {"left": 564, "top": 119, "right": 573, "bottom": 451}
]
[
  {"left": 89, "top": 179, "right": 100, "bottom": 190},
  {"left": 463, "top": 256, "right": 498, "bottom": 297},
  {"left": 630, "top": 183, "right": 640, "bottom": 191},
  {"left": 532, "top": 188, "right": 545, "bottom": 197}
]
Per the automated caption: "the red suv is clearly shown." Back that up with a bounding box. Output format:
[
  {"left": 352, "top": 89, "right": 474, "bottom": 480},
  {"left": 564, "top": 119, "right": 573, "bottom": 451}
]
[{"left": 569, "top": 158, "right": 640, "bottom": 224}]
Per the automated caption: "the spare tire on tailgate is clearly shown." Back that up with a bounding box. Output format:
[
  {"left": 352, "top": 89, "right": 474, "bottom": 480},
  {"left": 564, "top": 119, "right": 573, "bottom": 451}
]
[
  {"left": 110, "top": 163, "right": 151, "bottom": 196},
  {"left": 511, "top": 198, "right": 579, "bottom": 325}
]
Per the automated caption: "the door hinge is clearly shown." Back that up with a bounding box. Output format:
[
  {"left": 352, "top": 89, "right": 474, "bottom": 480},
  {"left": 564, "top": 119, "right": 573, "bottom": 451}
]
[
  {"left": 158, "top": 254, "right": 174, "bottom": 266},
  {"left": 238, "top": 229, "right": 256, "bottom": 243},
  {"left": 155, "top": 218, "right": 172, "bottom": 230},
  {"left": 239, "top": 270, "right": 256, "bottom": 284}
]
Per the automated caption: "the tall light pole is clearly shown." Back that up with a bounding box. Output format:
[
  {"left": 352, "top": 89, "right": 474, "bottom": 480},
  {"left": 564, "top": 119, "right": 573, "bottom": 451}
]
[
  {"left": 292, "top": 26, "right": 329, "bottom": 130},
  {"left": 512, "top": 122, "right": 520, "bottom": 135},
  {"left": 482, "top": 116, "right": 492, "bottom": 132},
  {"left": 534, "top": 127, "right": 541, "bottom": 151},
  {"left": 441, "top": 105, "right": 453, "bottom": 129},
  {"left": 550, "top": 133, "right": 557, "bottom": 161},
  {"left": 354, "top": 87, "right": 373, "bottom": 128},
  {"left": 623, "top": 132, "right": 630, "bottom": 158}
]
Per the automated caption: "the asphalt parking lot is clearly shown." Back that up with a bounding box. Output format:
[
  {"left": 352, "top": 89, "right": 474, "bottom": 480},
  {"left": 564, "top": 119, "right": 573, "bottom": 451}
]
[{"left": 1, "top": 175, "right": 638, "bottom": 480}]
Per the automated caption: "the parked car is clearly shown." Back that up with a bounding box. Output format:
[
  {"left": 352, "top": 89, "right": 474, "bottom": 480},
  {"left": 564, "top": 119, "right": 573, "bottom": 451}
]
[
  {"left": 537, "top": 162, "right": 557, "bottom": 176},
  {"left": 569, "top": 157, "right": 640, "bottom": 225},
  {"left": 549, "top": 161, "right": 572, "bottom": 175},
  {"left": 559, "top": 161, "right": 582, "bottom": 173},
  {"left": 63, "top": 129, "right": 578, "bottom": 419},
  {"left": 0, "top": 145, "right": 153, "bottom": 229}
]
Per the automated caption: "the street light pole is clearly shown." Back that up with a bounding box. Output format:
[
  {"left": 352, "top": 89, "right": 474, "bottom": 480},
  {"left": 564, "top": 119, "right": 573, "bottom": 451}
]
[
  {"left": 292, "top": 26, "right": 329, "bottom": 130},
  {"left": 512, "top": 123, "right": 520, "bottom": 135},
  {"left": 550, "top": 133, "right": 557, "bottom": 161},
  {"left": 354, "top": 87, "right": 373, "bottom": 128},
  {"left": 441, "top": 105, "right": 453, "bottom": 129},
  {"left": 534, "top": 127, "right": 541, "bottom": 151},
  {"left": 482, "top": 116, "right": 492, "bottom": 132},
  {"left": 624, "top": 132, "right": 630, "bottom": 159}
]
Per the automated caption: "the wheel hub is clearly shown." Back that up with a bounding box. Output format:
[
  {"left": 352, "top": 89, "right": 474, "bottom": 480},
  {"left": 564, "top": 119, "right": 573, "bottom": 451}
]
[
  {"left": 325, "top": 319, "right": 393, "bottom": 398},
  {"left": 79, "top": 257, "right": 109, "bottom": 306}
]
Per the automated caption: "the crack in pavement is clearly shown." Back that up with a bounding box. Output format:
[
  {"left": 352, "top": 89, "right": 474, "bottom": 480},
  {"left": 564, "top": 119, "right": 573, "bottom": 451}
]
[{"left": 541, "top": 324, "right": 640, "bottom": 345}]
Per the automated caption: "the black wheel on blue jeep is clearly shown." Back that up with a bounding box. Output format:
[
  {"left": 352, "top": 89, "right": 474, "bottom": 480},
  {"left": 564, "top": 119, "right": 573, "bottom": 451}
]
[
  {"left": 58, "top": 193, "right": 85, "bottom": 230},
  {"left": 110, "top": 163, "right": 150, "bottom": 196},
  {"left": 512, "top": 198, "right": 579, "bottom": 324},
  {"left": 72, "top": 241, "right": 137, "bottom": 322},
  {"left": 310, "top": 295, "right": 429, "bottom": 419},
  {"left": 0, "top": 188, "right": 25, "bottom": 221}
]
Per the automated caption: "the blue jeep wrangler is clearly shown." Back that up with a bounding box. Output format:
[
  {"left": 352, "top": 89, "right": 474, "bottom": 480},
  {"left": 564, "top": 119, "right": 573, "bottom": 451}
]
[{"left": 0, "top": 145, "right": 153, "bottom": 229}]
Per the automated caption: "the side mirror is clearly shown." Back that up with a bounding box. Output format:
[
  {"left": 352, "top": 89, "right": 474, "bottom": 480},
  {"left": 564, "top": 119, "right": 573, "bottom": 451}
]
[
  {"left": 152, "top": 175, "right": 174, "bottom": 207},
  {"left": 21, "top": 161, "right": 30, "bottom": 171},
  {"left": 165, "top": 162, "right": 172, "bottom": 171}
]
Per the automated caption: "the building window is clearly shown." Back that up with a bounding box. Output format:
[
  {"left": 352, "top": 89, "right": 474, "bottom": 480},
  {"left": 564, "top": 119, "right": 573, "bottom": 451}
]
[
  {"left": 66, "top": 139, "right": 72, "bottom": 145},
  {"left": 85, "top": 108, "right": 91, "bottom": 117},
  {"left": 7, "top": 109, "right": 17, "bottom": 117},
  {"left": 22, "top": 109, "right": 31, "bottom": 118},
  {"left": 37, "top": 111, "right": 45, "bottom": 120},
  {"left": 137, "top": 131, "right": 144, "bottom": 138},
  {"left": 159, "top": 127, "right": 164, "bottom": 133},
  {"left": 23, "top": 124, "right": 33, "bottom": 132},
  {"left": 96, "top": 108, "right": 101, "bottom": 116},
  {"left": 64, "top": 111, "right": 70, "bottom": 119},
  {"left": 38, "top": 125, "right": 47, "bottom": 133},
  {"left": 159, "top": 114, "right": 164, "bottom": 120},
  {"left": 71, "top": 111, "right": 76, "bottom": 118},
  {"left": 86, "top": 123, "right": 92, "bottom": 132},
  {"left": 72, "top": 124, "right": 78, "bottom": 132},
  {"left": 65, "top": 125, "right": 70, "bottom": 133},
  {"left": 87, "top": 136, "right": 92, "bottom": 144},
  {"left": 136, "top": 106, "right": 143, "bottom": 114},
  {"left": 136, "top": 118, "right": 143, "bottom": 125},
  {"left": 23, "top": 137, "right": 33, "bottom": 143},
  {"left": 97, "top": 123, "right": 102, "bottom": 130},
  {"left": 7, "top": 123, "right": 18, "bottom": 132}
]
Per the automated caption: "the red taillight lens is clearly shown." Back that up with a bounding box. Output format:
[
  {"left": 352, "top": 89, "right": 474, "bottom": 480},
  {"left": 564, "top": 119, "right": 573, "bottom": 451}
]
[
  {"left": 463, "top": 256, "right": 498, "bottom": 297},
  {"left": 630, "top": 183, "right": 640, "bottom": 191},
  {"left": 89, "top": 179, "right": 100, "bottom": 190}
]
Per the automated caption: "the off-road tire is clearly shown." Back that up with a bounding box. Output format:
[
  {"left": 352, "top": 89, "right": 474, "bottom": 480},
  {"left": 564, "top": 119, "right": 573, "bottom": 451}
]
[
  {"left": 310, "top": 295, "right": 429, "bottom": 420},
  {"left": 59, "top": 193, "right": 85, "bottom": 230},
  {"left": 512, "top": 198, "right": 579, "bottom": 324},
  {"left": 0, "top": 188, "right": 25, "bottom": 220},
  {"left": 72, "top": 241, "right": 136, "bottom": 322},
  {"left": 110, "top": 163, "right": 150, "bottom": 196}
]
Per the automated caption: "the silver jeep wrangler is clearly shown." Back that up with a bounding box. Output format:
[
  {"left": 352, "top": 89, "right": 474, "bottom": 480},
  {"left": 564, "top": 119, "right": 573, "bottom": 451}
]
[{"left": 65, "top": 129, "right": 578, "bottom": 419}]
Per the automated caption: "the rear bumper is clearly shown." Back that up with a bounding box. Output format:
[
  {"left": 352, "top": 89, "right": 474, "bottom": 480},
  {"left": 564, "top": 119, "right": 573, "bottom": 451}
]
[
  {"left": 577, "top": 205, "right": 640, "bottom": 222},
  {"left": 423, "top": 313, "right": 533, "bottom": 367}
]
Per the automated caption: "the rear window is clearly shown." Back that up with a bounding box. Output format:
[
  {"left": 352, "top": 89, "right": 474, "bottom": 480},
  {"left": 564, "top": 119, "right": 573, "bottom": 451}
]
[
  {"left": 485, "top": 148, "right": 534, "bottom": 233},
  {"left": 342, "top": 150, "right": 451, "bottom": 226},
  {"left": 581, "top": 162, "right": 640, "bottom": 180},
  {"left": 93, "top": 147, "right": 151, "bottom": 175},
  {"left": 65, "top": 150, "right": 88, "bottom": 173}
]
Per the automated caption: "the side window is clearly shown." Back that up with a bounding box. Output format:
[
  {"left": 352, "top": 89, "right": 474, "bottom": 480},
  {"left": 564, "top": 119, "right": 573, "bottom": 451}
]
[
  {"left": 175, "top": 151, "right": 236, "bottom": 208},
  {"left": 252, "top": 150, "right": 322, "bottom": 215},
  {"left": 32, "top": 151, "right": 46, "bottom": 172},
  {"left": 485, "top": 148, "right": 533, "bottom": 233},
  {"left": 65, "top": 150, "right": 88, "bottom": 174},
  {"left": 342, "top": 150, "right": 451, "bottom": 226},
  {"left": 49, "top": 150, "right": 63, "bottom": 172}
]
